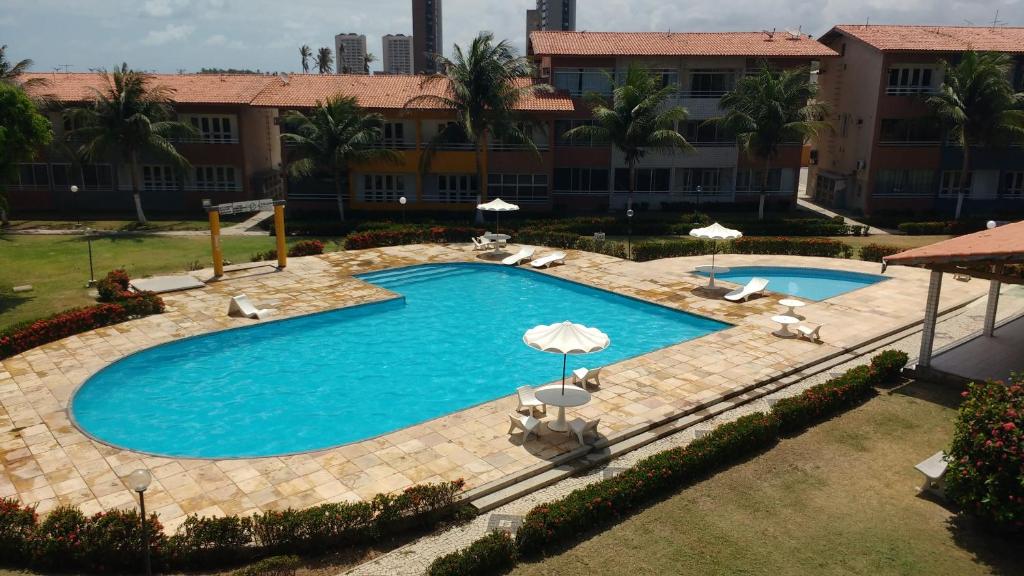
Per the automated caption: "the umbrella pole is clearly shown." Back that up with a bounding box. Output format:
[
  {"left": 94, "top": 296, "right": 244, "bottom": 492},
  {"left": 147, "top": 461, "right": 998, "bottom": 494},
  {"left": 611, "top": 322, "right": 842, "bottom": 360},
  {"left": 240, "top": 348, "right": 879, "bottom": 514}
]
[
  {"left": 710, "top": 245, "right": 717, "bottom": 288},
  {"left": 561, "top": 354, "right": 566, "bottom": 394}
]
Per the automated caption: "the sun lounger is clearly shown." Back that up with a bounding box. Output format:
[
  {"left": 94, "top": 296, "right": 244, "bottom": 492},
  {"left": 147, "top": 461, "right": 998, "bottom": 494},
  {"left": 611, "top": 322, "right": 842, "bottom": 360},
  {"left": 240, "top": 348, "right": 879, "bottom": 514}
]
[
  {"left": 568, "top": 417, "right": 600, "bottom": 446},
  {"left": 530, "top": 251, "right": 566, "bottom": 268},
  {"left": 795, "top": 324, "right": 822, "bottom": 343},
  {"left": 502, "top": 246, "right": 536, "bottom": 266},
  {"left": 516, "top": 385, "right": 547, "bottom": 417},
  {"left": 508, "top": 413, "right": 541, "bottom": 441},
  {"left": 227, "top": 294, "right": 271, "bottom": 320},
  {"left": 724, "top": 277, "right": 769, "bottom": 302},
  {"left": 472, "top": 236, "right": 494, "bottom": 251},
  {"left": 571, "top": 367, "right": 602, "bottom": 389},
  {"left": 915, "top": 451, "right": 948, "bottom": 498}
]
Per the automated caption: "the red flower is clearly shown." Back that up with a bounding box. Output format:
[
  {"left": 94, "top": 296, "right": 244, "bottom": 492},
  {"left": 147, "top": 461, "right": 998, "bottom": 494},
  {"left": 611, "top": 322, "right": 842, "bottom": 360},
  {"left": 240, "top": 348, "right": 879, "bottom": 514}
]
[{"left": 1004, "top": 422, "right": 1018, "bottom": 432}]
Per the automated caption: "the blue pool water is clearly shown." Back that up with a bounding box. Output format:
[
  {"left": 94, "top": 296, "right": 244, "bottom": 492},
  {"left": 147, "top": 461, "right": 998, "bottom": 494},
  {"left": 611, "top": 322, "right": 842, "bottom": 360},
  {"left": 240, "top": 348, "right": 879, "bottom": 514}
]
[
  {"left": 699, "top": 266, "right": 886, "bottom": 301},
  {"left": 72, "top": 264, "right": 729, "bottom": 458}
]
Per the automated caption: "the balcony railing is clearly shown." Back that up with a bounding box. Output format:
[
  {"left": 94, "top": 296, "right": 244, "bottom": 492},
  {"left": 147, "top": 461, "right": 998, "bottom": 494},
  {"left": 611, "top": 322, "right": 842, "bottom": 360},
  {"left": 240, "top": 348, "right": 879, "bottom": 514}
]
[
  {"left": 173, "top": 136, "right": 240, "bottom": 144},
  {"left": 879, "top": 140, "right": 941, "bottom": 147},
  {"left": 193, "top": 182, "right": 242, "bottom": 192},
  {"left": 421, "top": 190, "right": 478, "bottom": 203},
  {"left": 885, "top": 86, "right": 938, "bottom": 96}
]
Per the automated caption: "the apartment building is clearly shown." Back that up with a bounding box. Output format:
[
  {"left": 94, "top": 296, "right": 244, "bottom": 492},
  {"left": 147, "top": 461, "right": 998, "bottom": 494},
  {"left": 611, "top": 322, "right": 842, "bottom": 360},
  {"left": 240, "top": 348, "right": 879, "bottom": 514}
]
[
  {"left": 811, "top": 25, "right": 1024, "bottom": 216},
  {"left": 12, "top": 72, "right": 571, "bottom": 215},
  {"left": 529, "top": 30, "right": 836, "bottom": 211},
  {"left": 412, "top": 0, "right": 442, "bottom": 74},
  {"left": 382, "top": 34, "right": 414, "bottom": 75},
  {"left": 334, "top": 33, "right": 368, "bottom": 74},
  {"left": 526, "top": 0, "right": 576, "bottom": 50}
]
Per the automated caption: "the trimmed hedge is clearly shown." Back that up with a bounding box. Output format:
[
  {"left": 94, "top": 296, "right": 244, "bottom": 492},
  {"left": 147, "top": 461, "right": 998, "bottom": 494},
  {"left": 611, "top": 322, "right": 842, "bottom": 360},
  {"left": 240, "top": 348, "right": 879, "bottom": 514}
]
[
  {"left": 731, "top": 237, "right": 853, "bottom": 258},
  {"left": 632, "top": 239, "right": 714, "bottom": 262},
  {"left": 870, "top": 350, "right": 909, "bottom": 384},
  {"left": 427, "top": 531, "right": 517, "bottom": 576},
  {"left": 231, "top": 555, "right": 300, "bottom": 576},
  {"left": 859, "top": 243, "right": 902, "bottom": 263},
  {"left": 897, "top": 220, "right": 987, "bottom": 235},
  {"left": 438, "top": 351, "right": 909, "bottom": 570},
  {"left": 343, "top": 226, "right": 484, "bottom": 250},
  {"left": 0, "top": 480, "right": 466, "bottom": 574},
  {"left": 287, "top": 240, "right": 325, "bottom": 257}
]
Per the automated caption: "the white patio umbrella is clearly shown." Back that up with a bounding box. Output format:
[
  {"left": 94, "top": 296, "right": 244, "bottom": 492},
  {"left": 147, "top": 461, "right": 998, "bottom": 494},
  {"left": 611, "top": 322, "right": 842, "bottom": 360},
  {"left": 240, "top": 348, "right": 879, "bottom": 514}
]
[
  {"left": 523, "top": 321, "right": 610, "bottom": 394},
  {"left": 477, "top": 198, "right": 519, "bottom": 235},
  {"left": 689, "top": 222, "right": 742, "bottom": 288}
]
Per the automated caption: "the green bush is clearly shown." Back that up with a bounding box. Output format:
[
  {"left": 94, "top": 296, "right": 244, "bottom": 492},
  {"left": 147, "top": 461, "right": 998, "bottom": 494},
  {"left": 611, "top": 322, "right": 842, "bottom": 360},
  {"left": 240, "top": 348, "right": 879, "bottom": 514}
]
[
  {"left": 287, "top": 240, "right": 325, "bottom": 257},
  {"left": 427, "top": 531, "right": 517, "bottom": 576},
  {"left": 632, "top": 239, "right": 713, "bottom": 262},
  {"left": 231, "top": 555, "right": 301, "bottom": 576},
  {"left": 79, "top": 510, "right": 166, "bottom": 574},
  {"left": 945, "top": 376, "right": 1023, "bottom": 529},
  {"left": 859, "top": 243, "right": 902, "bottom": 262},
  {"left": 731, "top": 237, "right": 853, "bottom": 258},
  {"left": 869, "top": 350, "right": 909, "bottom": 384},
  {"left": 165, "top": 514, "right": 253, "bottom": 569},
  {"left": 30, "top": 506, "right": 87, "bottom": 569},
  {"left": 95, "top": 269, "right": 132, "bottom": 302},
  {"left": 897, "top": 220, "right": 987, "bottom": 235},
  {"left": 343, "top": 226, "right": 484, "bottom": 250},
  {"left": 0, "top": 498, "right": 37, "bottom": 565},
  {"left": 772, "top": 365, "right": 876, "bottom": 434}
]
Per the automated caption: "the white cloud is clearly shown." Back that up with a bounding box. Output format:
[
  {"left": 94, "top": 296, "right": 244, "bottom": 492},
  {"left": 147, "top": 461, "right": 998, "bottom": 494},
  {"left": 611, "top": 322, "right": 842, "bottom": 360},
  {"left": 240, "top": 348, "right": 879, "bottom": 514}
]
[
  {"left": 141, "top": 0, "right": 190, "bottom": 17},
  {"left": 142, "top": 23, "right": 195, "bottom": 45},
  {"left": 205, "top": 34, "right": 227, "bottom": 45}
]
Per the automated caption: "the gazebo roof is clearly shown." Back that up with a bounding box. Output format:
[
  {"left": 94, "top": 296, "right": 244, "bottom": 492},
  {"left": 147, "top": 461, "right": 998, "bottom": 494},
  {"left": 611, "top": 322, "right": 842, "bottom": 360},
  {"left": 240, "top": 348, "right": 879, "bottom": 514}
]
[{"left": 884, "top": 220, "right": 1024, "bottom": 268}]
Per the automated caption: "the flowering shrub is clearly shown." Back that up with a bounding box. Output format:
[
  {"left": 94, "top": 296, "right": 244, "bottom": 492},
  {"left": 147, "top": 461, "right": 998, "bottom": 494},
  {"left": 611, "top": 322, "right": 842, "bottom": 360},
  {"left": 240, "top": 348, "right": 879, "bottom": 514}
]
[
  {"left": 343, "top": 226, "right": 484, "bottom": 249},
  {"left": 96, "top": 269, "right": 131, "bottom": 302},
  {"left": 427, "top": 530, "right": 517, "bottom": 576},
  {"left": 860, "top": 243, "right": 902, "bottom": 263},
  {"left": 79, "top": 510, "right": 166, "bottom": 573},
  {"left": 945, "top": 376, "right": 1023, "bottom": 530},
  {"left": 772, "top": 365, "right": 877, "bottom": 434},
  {"left": 870, "top": 349, "right": 909, "bottom": 385},
  {"left": 165, "top": 514, "right": 253, "bottom": 569},
  {"left": 30, "top": 506, "right": 87, "bottom": 569},
  {"left": 251, "top": 248, "right": 278, "bottom": 262},
  {"left": 286, "top": 240, "right": 325, "bottom": 257},
  {"left": 0, "top": 498, "right": 37, "bottom": 564}
]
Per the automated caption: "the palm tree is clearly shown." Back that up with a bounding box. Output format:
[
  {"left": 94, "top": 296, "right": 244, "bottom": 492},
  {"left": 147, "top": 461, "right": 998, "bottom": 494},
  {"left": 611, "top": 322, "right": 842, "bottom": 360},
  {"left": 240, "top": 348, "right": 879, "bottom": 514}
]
[
  {"left": 927, "top": 50, "right": 1024, "bottom": 219},
  {"left": 64, "top": 64, "right": 197, "bottom": 224},
  {"left": 280, "top": 95, "right": 401, "bottom": 221},
  {"left": 407, "top": 31, "right": 544, "bottom": 203},
  {"left": 364, "top": 53, "right": 376, "bottom": 74},
  {"left": 300, "top": 45, "right": 312, "bottom": 73},
  {"left": 563, "top": 65, "right": 693, "bottom": 209},
  {"left": 315, "top": 47, "right": 334, "bottom": 74},
  {"left": 712, "top": 64, "right": 828, "bottom": 219},
  {"left": 0, "top": 45, "right": 46, "bottom": 89}
]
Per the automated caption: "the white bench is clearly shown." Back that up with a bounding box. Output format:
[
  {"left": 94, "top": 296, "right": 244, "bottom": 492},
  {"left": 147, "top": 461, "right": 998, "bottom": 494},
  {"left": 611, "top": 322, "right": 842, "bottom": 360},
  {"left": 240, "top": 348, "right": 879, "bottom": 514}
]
[{"left": 914, "top": 451, "right": 948, "bottom": 498}]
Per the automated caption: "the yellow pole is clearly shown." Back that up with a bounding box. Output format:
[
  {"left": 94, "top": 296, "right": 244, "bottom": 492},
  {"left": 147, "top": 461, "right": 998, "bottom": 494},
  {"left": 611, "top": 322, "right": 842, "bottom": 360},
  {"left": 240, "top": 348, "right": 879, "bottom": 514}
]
[
  {"left": 208, "top": 208, "right": 224, "bottom": 277},
  {"left": 274, "top": 201, "right": 287, "bottom": 269}
]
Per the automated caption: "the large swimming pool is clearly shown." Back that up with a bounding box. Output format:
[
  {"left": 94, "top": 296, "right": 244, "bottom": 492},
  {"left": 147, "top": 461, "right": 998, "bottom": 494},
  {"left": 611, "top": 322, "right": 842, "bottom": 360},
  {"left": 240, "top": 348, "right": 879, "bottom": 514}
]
[
  {"left": 698, "top": 266, "right": 886, "bottom": 301},
  {"left": 71, "top": 264, "right": 729, "bottom": 458}
]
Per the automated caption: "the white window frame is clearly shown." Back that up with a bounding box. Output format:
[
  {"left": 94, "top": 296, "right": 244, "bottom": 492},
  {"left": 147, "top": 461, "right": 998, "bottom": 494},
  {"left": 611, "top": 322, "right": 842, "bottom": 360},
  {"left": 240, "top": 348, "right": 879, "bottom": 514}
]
[
  {"left": 362, "top": 173, "right": 407, "bottom": 203},
  {"left": 939, "top": 170, "right": 972, "bottom": 197},
  {"left": 886, "top": 66, "right": 936, "bottom": 95},
  {"left": 193, "top": 166, "right": 240, "bottom": 192},
  {"left": 430, "top": 174, "right": 477, "bottom": 203},
  {"left": 184, "top": 114, "right": 239, "bottom": 143},
  {"left": 15, "top": 163, "right": 49, "bottom": 189},
  {"left": 1003, "top": 171, "right": 1024, "bottom": 199},
  {"left": 487, "top": 173, "right": 548, "bottom": 203},
  {"left": 675, "top": 168, "right": 727, "bottom": 193},
  {"left": 142, "top": 165, "right": 178, "bottom": 191},
  {"left": 735, "top": 168, "right": 783, "bottom": 193},
  {"left": 553, "top": 68, "right": 613, "bottom": 97}
]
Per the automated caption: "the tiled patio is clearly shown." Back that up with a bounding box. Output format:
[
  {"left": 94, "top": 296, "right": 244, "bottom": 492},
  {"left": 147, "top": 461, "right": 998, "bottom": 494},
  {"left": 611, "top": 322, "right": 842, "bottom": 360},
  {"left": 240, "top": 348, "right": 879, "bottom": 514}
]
[{"left": 0, "top": 245, "right": 987, "bottom": 533}]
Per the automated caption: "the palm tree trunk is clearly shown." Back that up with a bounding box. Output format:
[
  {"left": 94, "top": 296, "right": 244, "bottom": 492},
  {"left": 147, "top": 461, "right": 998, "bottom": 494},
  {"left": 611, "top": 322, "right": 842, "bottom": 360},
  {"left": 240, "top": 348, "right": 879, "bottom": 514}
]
[
  {"left": 758, "top": 158, "right": 771, "bottom": 221},
  {"left": 955, "top": 144, "right": 970, "bottom": 220},
  {"left": 130, "top": 152, "right": 147, "bottom": 224},
  {"left": 628, "top": 162, "right": 636, "bottom": 211},
  {"left": 335, "top": 168, "right": 346, "bottom": 222}
]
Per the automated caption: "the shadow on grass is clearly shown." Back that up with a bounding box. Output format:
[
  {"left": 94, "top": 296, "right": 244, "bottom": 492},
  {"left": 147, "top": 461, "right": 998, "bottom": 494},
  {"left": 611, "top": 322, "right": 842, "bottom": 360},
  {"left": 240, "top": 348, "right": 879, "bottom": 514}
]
[
  {"left": 891, "top": 378, "right": 965, "bottom": 410},
  {"left": 946, "top": 515, "right": 1024, "bottom": 576},
  {"left": 0, "top": 292, "right": 34, "bottom": 318}
]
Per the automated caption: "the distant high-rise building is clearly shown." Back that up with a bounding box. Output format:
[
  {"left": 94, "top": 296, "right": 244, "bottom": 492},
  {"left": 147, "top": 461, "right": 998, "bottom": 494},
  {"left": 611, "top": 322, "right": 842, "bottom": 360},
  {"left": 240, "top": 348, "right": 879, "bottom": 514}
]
[
  {"left": 382, "top": 34, "right": 414, "bottom": 75},
  {"left": 525, "top": 9, "right": 540, "bottom": 51},
  {"left": 334, "top": 33, "right": 368, "bottom": 74},
  {"left": 526, "top": 1, "right": 576, "bottom": 52},
  {"left": 412, "top": 0, "right": 442, "bottom": 74}
]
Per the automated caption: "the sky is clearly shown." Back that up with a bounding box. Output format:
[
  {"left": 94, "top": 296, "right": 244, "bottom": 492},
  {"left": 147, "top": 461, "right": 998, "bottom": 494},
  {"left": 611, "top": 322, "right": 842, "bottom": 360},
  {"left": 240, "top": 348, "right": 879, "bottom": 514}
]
[{"left": 2, "top": 0, "right": 1022, "bottom": 74}]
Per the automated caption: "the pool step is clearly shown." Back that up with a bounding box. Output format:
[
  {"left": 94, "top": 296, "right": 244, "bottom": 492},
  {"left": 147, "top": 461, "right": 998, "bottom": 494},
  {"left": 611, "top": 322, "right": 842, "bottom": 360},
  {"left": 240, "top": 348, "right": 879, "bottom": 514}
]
[{"left": 360, "top": 266, "right": 476, "bottom": 289}]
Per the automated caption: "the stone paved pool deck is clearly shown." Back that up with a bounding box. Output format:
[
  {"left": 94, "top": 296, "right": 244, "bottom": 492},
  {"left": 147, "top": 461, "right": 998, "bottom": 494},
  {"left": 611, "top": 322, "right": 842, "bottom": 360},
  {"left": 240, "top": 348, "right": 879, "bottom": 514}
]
[{"left": 0, "top": 245, "right": 986, "bottom": 533}]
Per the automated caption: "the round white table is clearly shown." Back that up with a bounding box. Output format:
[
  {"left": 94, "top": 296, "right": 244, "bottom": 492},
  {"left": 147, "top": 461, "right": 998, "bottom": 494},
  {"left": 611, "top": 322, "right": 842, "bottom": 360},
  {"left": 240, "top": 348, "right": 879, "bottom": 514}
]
[
  {"left": 483, "top": 233, "right": 511, "bottom": 251},
  {"left": 771, "top": 314, "right": 800, "bottom": 338},
  {"left": 535, "top": 384, "right": 591, "bottom": 432},
  {"left": 694, "top": 265, "right": 730, "bottom": 288},
  {"left": 778, "top": 298, "right": 806, "bottom": 318}
]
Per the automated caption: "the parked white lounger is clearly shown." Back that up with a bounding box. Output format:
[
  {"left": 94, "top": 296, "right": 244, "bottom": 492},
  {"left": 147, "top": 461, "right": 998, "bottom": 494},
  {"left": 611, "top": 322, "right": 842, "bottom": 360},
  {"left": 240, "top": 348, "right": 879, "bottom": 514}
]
[
  {"left": 568, "top": 417, "right": 601, "bottom": 446},
  {"left": 502, "top": 246, "right": 536, "bottom": 266},
  {"left": 724, "top": 277, "right": 769, "bottom": 302},
  {"left": 571, "top": 366, "right": 602, "bottom": 389},
  {"left": 228, "top": 294, "right": 271, "bottom": 320},
  {"left": 795, "top": 324, "right": 823, "bottom": 343},
  {"left": 472, "top": 236, "right": 494, "bottom": 251},
  {"left": 516, "top": 385, "right": 547, "bottom": 417},
  {"left": 508, "top": 413, "right": 541, "bottom": 441},
  {"left": 530, "top": 251, "right": 566, "bottom": 268}
]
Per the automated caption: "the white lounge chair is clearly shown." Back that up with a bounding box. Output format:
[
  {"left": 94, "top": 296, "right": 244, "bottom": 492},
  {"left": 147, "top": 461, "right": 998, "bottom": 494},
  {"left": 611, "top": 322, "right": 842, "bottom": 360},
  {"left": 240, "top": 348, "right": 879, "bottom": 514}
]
[
  {"left": 502, "top": 246, "right": 536, "bottom": 266},
  {"left": 724, "top": 277, "right": 769, "bottom": 302},
  {"left": 472, "top": 236, "right": 494, "bottom": 251},
  {"left": 508, "top": 413, "right": 541, "bottom": 441},
  {"left": 915, "top": 451, "right": 948, "bottom": 498},
  {"left": 227, "top": 294, "right": 271, "bottom": 320},
  {"left": 571, "top": 367, "right": 602, "bottom": 389},
  {"left": 795, "top": 324, "right": 823, "bottom": 343},
  {"left": 516, "top": 386, "right": 546, "bottom": 417},
  {"left": 530, "top": 251, "right": 566, "bottom": 268},
  {"left": 568, "top": 417, "right": 601, "bottom": 446}
]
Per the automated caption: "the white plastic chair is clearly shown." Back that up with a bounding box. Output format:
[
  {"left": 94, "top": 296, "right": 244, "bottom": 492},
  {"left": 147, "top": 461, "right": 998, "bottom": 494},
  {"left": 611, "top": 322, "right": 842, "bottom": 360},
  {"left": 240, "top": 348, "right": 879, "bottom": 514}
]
[
  {"left": 795, "top": 324, "right": 823, "bottom": 343},
  {"left": 227, "top": 294, "right": 271, "bottom": 320},
  {"left": 530, "top": 251, "right": 567, "bottom": 268},
  {"left": 568, "top": 417, "right": 600, "bottom": 446},
  {"left": 472, "top": 237, "right": 494, "bottom": 251},
  {"left": 724, "top": 277, "right": 769, "bottom": 302},
  {"left": 502, "top": 246, "right": 536, "bottom": 266},
  {"left": 571, "top": 367, "right": 602, "bottom": 389},
  {"left": 516, "top": 386, "right": 546, "bottom": 416},
  {"left": 508, "top": 413, "right": 541, "bottom": 441}
]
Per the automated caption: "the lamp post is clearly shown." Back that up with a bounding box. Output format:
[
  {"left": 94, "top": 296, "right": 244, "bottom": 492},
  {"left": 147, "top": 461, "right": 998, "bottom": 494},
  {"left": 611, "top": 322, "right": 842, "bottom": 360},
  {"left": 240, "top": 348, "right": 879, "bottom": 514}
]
[
  {"left": 626, "top": 208, "right": 634, "bottom": 260},
  {"left": 128, "top": 469, "right": 152, "bottom": 576},
  {"left": 399, "top": 195, "right": 407, "bottom": 225},
  {"left": 71, "top": 185, "right": 96, "bottom": 287},
  {"left": 696, "top": 184, "right": 703, "bottom": 208}
]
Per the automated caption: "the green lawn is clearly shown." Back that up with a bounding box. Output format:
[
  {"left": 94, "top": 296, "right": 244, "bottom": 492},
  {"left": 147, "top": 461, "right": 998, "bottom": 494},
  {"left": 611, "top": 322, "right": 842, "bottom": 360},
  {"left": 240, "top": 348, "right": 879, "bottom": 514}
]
[
  {"left": 3, "top": 216, "right": 246, "bottom": 232},
  {"left": 513, "top": 381, "right": 1023, "bottom": 576},
  {"left": 0, "top": 235, "right": 343, "bottom": 331}
]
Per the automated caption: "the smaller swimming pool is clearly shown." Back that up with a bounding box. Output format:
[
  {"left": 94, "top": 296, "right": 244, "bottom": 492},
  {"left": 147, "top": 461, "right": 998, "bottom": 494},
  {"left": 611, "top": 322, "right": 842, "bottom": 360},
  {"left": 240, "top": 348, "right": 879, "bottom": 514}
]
[{"left": 698, "top": 266, "right": 886, "bottom": 301}]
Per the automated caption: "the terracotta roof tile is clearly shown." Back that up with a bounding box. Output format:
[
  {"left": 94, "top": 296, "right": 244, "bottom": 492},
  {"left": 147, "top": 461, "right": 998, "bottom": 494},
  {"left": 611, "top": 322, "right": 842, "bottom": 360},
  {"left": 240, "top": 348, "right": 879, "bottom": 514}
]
[
  {"left": 529, "top": 31, "right": 837, "bottom": 58},
  {"left": 884, "top": 220, "right": 1024, "bottom": 266},
  {"left": 22, "top": 72, "right": 276, "bottom": 104},
  {"left": 828, "top": 25, "right": 1024, "bottom": 53}
]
